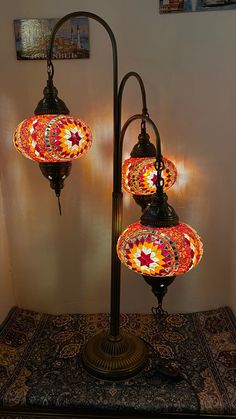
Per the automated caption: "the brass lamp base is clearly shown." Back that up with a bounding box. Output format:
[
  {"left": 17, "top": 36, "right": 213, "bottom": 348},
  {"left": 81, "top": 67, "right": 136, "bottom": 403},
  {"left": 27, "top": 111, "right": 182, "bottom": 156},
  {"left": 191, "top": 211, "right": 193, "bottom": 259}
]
[{"left": 82, "top": 331, "right": 147, "bottom": 380}]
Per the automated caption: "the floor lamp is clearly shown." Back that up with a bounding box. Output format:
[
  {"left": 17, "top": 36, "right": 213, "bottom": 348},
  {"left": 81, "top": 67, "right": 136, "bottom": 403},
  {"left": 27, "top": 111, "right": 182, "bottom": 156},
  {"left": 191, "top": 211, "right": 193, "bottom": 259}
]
[{"left": 14, "top": 11, "right": 203, "bottom": 380}]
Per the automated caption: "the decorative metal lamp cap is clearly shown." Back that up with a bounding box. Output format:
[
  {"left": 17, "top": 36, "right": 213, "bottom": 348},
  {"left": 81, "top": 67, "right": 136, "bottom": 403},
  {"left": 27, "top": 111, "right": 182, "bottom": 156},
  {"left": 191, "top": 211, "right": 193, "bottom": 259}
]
[
  {"left": 39, "top": 162, "right": 72, "bottom": 196},
  {"left": 34, "top": 79, "right": 70, "bottom": 115},
  {"left": 140, "top": 187, "right": 179, "bottom": 228},
  {"left": 130, "top": 126, "right": 156, "bottom": 158}
]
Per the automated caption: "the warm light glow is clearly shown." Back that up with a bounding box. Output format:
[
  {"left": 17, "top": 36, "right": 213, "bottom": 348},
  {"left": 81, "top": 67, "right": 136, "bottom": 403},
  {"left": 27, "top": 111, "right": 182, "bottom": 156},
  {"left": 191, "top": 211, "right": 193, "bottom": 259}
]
[
  {"left": 14, "top": 114, "right": 92, "bottom": 162},
  {"left": 122, "top": 157, "right": 177, "bottom": 195},
  {"left": 117, "top": 221, "right": 203, "bottom": 277}
]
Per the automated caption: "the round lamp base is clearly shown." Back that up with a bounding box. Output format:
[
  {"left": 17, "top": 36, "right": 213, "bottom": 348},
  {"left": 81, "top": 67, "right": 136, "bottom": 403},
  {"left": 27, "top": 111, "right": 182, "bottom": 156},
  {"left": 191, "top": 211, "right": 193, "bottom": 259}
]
[{"left": 82, "top": 331, "right": 148, "bottom": 380}]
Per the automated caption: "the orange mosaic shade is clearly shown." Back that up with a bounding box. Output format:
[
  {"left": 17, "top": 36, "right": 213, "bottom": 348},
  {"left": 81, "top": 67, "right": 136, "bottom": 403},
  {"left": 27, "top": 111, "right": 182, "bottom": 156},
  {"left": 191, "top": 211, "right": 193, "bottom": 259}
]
[
  {"left": 117, "top": 222, "right": 203, "bottom": 277},
  {"left": 122, "top": 157, "right": 177, "bottom": 195},
  {"left": 14, "top": 114, "right": 93, "bottom": 162}
]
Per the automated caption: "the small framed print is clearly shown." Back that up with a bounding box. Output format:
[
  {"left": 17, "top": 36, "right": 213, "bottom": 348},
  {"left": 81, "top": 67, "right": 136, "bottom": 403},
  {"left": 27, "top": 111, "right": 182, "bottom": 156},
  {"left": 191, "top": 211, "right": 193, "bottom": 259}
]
[
  {"left": 159, "top": 0, "right": 236, "bottom": 13},
  {"left": 14, "top": 17, "right": 90, "bottom": 60}
]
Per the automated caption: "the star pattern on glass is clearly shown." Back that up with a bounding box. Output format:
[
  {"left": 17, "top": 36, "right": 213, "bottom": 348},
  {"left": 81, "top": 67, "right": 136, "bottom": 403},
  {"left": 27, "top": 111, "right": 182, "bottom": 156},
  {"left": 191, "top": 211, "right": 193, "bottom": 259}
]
[
  {"left": 14, "top": 115, "right": 92, "bottom": 162},
  {"left": 117, "top": 222, "right": 203, "bottom": 277},
  {"left": 137, "top": 251, "right": 154, "bottom": 267},
  {"left": 150, "top": 172, "right": 157, "bottom": 186},
  {"left": 67, "top": 130, "right": 82, "bottom": 147},
  {"left": 122, "top": 157, "right": 177, "bottom": 195}
]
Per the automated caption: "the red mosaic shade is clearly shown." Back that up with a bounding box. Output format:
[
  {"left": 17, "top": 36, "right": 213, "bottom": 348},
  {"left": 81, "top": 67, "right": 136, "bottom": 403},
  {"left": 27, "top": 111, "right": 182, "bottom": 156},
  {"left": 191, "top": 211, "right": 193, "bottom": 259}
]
[
  {"left": 117, "top": 222, "right": 203, "bottom": 277},
  {"left": 122, "top": 157, "right": 177, "bottom": 195},
  {"left": 14, "top": 114, "right": 93, "bottom": 162}
]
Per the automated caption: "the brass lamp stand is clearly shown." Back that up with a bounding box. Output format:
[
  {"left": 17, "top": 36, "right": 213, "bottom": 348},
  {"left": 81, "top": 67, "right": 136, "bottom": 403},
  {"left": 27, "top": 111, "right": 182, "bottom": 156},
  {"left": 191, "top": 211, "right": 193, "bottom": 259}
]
[{"left": 38, "top": 12, "right": 164, "bottom": 380}]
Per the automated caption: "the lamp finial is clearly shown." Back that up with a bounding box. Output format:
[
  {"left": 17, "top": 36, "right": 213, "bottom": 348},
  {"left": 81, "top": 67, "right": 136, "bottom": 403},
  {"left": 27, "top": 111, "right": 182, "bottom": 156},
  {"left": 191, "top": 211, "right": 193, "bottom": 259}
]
[{"left": 34, "top": 78, "right": 70, "bottom": 115}]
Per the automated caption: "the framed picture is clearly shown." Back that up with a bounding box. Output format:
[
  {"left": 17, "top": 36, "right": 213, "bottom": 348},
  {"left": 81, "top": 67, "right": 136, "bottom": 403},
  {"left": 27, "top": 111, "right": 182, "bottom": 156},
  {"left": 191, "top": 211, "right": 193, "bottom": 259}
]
[
  {"left": 14, "top": 17, "right": 90, "bottom": 60},
  {"left": 159, "top": 0, "right": 236, "bottom": 13}
]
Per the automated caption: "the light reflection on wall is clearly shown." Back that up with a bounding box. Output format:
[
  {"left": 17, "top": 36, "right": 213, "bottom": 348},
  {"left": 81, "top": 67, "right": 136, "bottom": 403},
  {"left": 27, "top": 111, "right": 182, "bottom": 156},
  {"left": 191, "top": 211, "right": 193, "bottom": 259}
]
[
  {"left": 170, "top": 157, "right": 206, "bottom": 197},
  {"left": 84, "top": 112, "right": 113, "bottom": 196}
]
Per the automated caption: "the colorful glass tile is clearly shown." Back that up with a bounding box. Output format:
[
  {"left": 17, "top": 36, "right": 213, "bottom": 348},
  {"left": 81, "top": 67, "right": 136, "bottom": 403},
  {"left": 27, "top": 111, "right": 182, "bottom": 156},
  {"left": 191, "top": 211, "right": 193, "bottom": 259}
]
[
  {"left": 122, "top": 157, "right": 177, "bottom": 195},
  {"left": 117, "top": 222, "right": 203, "bottom": 277},
  {"left": 14, "top": 114, "right": 93, "bottom": 162}
]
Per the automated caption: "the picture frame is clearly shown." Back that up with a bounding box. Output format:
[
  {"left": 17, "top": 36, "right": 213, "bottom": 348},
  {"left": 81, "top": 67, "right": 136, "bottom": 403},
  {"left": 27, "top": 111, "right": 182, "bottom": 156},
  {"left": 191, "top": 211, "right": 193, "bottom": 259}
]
[
  {"left": 14, "top": 17, "right": 90, "bottom": 60},
  {"left": 159, "top": 0, "right": 236, "bottom": 13}
]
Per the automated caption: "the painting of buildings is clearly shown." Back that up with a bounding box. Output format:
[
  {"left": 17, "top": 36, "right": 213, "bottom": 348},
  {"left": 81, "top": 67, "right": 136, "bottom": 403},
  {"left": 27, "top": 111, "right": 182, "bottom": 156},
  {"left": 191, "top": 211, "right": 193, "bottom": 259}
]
[{"left": 14, "top": 17, "right": 89, "bottom": 60}]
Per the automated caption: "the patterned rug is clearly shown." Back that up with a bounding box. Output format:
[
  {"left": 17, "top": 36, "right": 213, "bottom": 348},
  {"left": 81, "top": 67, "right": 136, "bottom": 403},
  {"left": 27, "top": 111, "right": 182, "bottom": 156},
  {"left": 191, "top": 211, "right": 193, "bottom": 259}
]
[{"left": 0, "top": 306, "right": 236, "bottom": 416}]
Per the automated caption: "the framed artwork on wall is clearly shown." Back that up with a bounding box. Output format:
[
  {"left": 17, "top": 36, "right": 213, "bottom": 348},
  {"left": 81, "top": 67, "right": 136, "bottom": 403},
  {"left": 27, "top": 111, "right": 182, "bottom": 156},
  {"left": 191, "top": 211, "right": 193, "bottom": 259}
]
[
  {"left": 159, "top": 0, "right": 236, "bottom": 13},
  {"left": 14, "top": 17, "right": 90, "bottom": 60}
]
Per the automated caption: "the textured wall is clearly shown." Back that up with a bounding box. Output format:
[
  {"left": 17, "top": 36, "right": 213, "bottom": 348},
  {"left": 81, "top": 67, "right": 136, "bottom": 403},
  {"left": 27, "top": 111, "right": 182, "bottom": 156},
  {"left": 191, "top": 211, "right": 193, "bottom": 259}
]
[{"left": 0, "top": 0, "right": 235, "bottom": 315}]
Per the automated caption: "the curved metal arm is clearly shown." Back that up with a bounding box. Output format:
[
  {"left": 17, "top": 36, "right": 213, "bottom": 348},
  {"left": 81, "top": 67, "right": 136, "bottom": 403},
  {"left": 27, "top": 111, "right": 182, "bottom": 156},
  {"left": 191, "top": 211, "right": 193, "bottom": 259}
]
[
  {"left": 117, "top": 73, "right": 149, "bottom": 179},
  {"left": 118, "top": 71, "right": 148, "bottom": 118},
  {"left": 120, "top": 113, "right": 162, "bottom": 155},
  {"left": 47, "top": 11, "right": 119, "bottom": 194}
]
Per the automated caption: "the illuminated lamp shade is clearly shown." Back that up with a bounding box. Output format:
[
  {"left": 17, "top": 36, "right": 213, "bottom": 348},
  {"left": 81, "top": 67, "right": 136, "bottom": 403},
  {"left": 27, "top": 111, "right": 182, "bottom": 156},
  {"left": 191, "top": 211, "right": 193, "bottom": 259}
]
[
  {"left": 122, "top": 157, "right": 177, "bottom": 195},
  {"left": 14, "top": 114, "right": 92, "bottom": 162},
  {"left": 117, "top": 221, "right": 203, "bottom": 277}
]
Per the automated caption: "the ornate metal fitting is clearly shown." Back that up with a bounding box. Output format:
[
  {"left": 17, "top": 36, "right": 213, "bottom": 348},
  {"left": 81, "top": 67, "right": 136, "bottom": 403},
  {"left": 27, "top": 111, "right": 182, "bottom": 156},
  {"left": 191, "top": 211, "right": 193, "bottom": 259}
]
[
  {"left": 143, "top": 275, "right": 176, "bottom": 305},
  {"left": 143, "top": 275, "right": 176, "bottom": 323},
  {"left": 39, "top": 162, "right": 72, "bottom": 197},
  {"left": 140, "top": 188, "right": 179, "bottom": 228},
  {"left": 130, "top": 125, "right": 156, "bottom": 158},
  {"left": 133, "top": 194, "right": 154, "bottom": 212},
  {"left": 34, "top": 79, "right": 70, "bottom": 115}
]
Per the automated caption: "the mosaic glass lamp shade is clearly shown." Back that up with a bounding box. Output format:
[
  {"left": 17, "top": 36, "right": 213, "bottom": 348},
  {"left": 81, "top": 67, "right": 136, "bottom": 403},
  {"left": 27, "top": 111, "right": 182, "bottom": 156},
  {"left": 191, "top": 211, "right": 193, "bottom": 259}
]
[
  {"left": 13, "top": 79, "right": 94, "bottom": 204},
  {"left": 122, "top": 156, "right": 177, "bottom": 195},
  {"left": 117, "top": 221, "right": 203, "bottom": 277},
  {"left": 14, "top": 114, "right": 93, "bottom": 163}
]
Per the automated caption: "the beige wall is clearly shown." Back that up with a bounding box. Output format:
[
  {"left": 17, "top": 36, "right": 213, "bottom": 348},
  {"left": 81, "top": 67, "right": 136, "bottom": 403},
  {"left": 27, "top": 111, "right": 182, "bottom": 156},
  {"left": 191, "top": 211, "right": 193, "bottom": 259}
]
[
  {"left": 0, "top": 0, "right": 235, "bottom": 315},
  {"left": 0, "top": 182, "right": 15, "bottom": 323}
]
